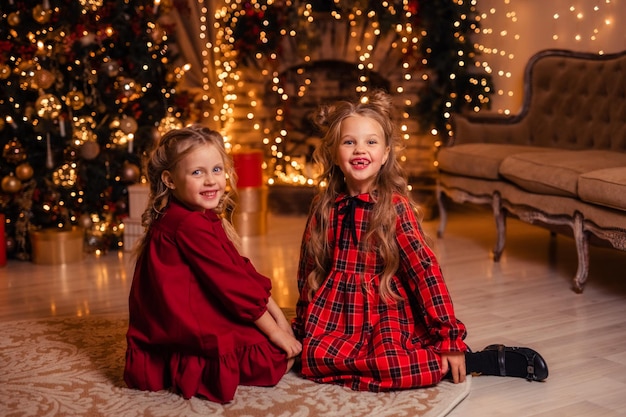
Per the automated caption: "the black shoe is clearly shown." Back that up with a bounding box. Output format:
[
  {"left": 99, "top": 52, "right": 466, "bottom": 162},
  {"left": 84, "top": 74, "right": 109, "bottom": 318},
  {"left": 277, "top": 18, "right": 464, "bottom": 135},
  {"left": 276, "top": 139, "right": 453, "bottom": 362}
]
[{"left": 483, "top": 344, "right": 549, "bottom": 381}]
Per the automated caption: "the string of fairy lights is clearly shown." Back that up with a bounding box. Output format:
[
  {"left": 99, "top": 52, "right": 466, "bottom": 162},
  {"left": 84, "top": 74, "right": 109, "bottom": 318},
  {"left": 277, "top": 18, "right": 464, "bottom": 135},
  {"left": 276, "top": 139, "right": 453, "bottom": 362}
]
[
  {"left": 474, "top": 0, "right": 618, "bottom": 115},
  {"left": 183, "top": 0, "right": 619, "bottom": 184},
  {"left": 209, "top": 0, "right": 452, "bottom": 186}
]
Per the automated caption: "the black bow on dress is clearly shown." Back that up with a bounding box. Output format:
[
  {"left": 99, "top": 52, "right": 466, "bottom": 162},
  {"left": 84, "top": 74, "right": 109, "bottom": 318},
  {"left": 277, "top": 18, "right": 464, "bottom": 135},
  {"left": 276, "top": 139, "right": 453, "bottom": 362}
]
[{"left": 337, "top": 196, "right": 370, "bottom": 249}]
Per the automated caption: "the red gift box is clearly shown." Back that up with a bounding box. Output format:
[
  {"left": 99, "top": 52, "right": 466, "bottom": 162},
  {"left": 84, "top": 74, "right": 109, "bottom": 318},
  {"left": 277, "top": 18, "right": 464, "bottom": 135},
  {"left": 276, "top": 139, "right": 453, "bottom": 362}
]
[{"left": 233, "top": 150, "right": 264, "bottom": 188}]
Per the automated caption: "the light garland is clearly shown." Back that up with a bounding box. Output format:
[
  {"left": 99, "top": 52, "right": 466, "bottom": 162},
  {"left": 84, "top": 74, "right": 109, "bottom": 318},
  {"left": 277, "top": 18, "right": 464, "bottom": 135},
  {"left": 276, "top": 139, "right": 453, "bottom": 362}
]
[
  {"left": 552, "top": 0, "right": 615, "bottom": 52},
  {"left": 474, "top": 0, "right": 618, "bottom": 114},
  {"left": 211, "top": 0, "right": 486, "bottom": 186}
]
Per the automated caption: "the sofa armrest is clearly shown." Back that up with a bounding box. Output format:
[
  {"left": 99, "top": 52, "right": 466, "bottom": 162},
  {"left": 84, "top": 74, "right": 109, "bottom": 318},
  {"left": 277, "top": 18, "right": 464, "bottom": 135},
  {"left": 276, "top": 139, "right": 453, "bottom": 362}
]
[{"left": 448, "top": 112, "right": 529, "bottom": 147}]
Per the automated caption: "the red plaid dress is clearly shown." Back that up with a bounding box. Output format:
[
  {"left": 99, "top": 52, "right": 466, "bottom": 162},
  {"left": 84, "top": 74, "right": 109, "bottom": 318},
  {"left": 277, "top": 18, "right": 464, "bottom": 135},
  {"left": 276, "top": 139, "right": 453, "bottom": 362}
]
[{"left": 293, "top": 192, "right": 468, "bottom": 391}]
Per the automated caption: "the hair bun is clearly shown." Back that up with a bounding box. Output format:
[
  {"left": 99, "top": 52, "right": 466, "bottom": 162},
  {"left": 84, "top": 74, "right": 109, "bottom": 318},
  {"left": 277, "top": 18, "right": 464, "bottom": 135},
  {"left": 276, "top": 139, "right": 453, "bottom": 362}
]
[
  {"left": 312, "top": 104, "right": 334, "bottom": 133},
  {"left": 364, "top": 89, "right": 393, "bottom": 116}
]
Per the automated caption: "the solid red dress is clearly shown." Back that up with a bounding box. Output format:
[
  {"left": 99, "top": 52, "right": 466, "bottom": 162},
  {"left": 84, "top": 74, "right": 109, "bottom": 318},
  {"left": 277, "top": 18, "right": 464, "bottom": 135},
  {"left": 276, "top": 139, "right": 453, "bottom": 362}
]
[
  {"left": 293, "top": 192, "right": 468, "bottom": 391},
  {"left": 124, "top": 199, "right": 287, "bottom": 403}
]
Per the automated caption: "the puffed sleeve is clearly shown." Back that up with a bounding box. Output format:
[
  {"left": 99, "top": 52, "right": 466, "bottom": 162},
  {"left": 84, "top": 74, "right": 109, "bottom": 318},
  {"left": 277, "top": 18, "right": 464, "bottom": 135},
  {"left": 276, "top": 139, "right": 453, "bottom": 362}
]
[
  {"left": 176, "top": 211, "right": 271, "bottom": 322},
  {"left": 393, "top": 195, "right": 467, "bottom": 353}
]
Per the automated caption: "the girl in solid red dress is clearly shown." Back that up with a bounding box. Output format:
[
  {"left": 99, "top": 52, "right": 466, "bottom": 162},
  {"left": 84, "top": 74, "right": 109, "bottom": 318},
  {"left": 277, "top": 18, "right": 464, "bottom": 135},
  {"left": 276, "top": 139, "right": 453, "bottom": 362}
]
[
  {"left": 293, "top": 90, "right": 548, "bottom": 392},
  {"left": 124, "top": 125, "right": 301, "bottom": 403}
]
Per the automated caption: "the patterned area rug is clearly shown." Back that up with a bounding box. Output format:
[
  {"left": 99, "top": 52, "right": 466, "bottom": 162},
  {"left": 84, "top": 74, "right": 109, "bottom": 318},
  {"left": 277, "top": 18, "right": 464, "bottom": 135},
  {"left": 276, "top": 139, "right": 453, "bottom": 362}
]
[{"left": 0, "top": 316, "right": 471, "bottom": 417}]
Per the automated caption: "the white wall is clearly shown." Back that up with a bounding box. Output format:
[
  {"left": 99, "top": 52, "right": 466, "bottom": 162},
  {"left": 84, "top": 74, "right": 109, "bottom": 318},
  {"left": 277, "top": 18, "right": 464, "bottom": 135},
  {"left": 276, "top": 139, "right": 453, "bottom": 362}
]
[{"left": 474, "top": 0, "right": 626, "bottom": 113}]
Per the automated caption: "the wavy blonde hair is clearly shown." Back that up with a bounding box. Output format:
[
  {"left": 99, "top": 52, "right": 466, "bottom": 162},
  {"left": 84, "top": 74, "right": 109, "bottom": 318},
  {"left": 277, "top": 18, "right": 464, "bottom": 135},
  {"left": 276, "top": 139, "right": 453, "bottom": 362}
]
[
  {"left": 305, "top": 90, "right": 420, "bottom": 302},
  {"left": 133, "top": 124, "right": 240, "bottom": 258}
]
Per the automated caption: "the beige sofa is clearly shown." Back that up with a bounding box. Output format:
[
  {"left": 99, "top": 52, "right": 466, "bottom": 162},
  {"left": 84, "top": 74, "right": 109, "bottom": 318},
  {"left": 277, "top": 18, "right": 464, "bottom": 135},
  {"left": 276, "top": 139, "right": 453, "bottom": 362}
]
[{"left": 436, "top": 49, "right": 626, "bottom": 293}]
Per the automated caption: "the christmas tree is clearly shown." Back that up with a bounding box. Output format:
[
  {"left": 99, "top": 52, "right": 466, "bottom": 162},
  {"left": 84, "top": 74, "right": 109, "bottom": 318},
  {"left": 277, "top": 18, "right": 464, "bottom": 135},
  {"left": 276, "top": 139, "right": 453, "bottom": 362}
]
[{"left": 0, "top": 0, "right": 189, "bottom": 260}]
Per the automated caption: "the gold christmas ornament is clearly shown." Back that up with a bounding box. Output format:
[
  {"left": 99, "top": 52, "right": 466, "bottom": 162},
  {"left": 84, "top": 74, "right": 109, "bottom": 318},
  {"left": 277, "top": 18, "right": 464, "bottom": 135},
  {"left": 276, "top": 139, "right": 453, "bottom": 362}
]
[
  {"left": 150, "top": 23, "right": 166, "bottom": 44},
  {"left": 101, "top": 60, "right": 120, "bottom": 77},
  {"left": 115, "top": 77, "right": 142, "bottom": 102},
  {"left": 19, "top": 64, "right": 36, "bottom": 90},
  {"left": 65, "top": 90, "right": 86, "bottom": 110},
  {"left": 73, "top": 115, "right": 96, "bottom": 130},
  {"left": 110, "top": 129, "right": 129, "bottom": 148},
  {"left": 3, "top": 139, "right": 27, "bottom": 164},
  {"left": 79, "top": 0, "right": 104, "bottom": 13},
  {"left": 36, "top": 94, "right": 63, "bottom": 119},
  {"left": 53, "top": 163, "right": 78, "bottom": 188},
  {"left": 0, "top": 64, "right": 10, "bottom": 80},
  {"left": 72, "top": 126, "right": 97, "bottom": 146},
  {"left": 79, "top": 140, "right": 100, "bottom": 160},
  {"left": 108, "top": 116, "right": 121, "bottom": 130},
  {"left": 121, "top": 162, "right": 140, "bottom": 183},
  {"left": 32, "top": 4, "right": 53, "bottom": 24},
  {"left": 157, "top": 115, "right": 183, "bottom": 136},
  {"left": 33, "top": 69, "right": 55, "bottom": 90},
  {"left": 79, "top": 33, "right": 97, "bottom": 46},
  {"left": 15, "top": 163, "right": 34, "bottom": 181},
  {"left": 1, "top": 174, "right": 21, "bottom": 194},
  {"left": 119, "top": 116, "right": 138, "bottom": 134},
  {"left": 78, "top": 213, "right": 93, "bottom": 229},
  {"left": 7, "top": 12, "right": 21, "bottom": 26}
]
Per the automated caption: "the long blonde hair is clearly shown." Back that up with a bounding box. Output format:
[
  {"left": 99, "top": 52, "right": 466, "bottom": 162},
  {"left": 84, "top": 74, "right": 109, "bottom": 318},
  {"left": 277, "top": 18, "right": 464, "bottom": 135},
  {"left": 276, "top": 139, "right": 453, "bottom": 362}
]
[
  {"left": 306, "top": 90, "right": 419, "bottom": 302},
  {"left": 133, "top": 124, "right": 240, "bottom": 257}
]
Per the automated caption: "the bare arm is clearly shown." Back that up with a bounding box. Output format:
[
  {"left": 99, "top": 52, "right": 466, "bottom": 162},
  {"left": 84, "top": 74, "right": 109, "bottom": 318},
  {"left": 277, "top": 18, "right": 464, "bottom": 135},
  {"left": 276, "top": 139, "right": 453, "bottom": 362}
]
[
  {"left": 255, "top": 305, "right": 302, "bottom": 358},
  {"left": 266, "top": 297, "right": 295, "bottom": 336}
]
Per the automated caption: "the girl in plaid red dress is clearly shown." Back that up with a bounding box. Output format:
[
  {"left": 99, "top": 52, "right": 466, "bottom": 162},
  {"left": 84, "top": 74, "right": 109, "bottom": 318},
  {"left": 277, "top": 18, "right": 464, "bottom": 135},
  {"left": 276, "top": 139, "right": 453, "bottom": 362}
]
[{"left": 293, "top": 91, "right": 548, "bottom": 392}]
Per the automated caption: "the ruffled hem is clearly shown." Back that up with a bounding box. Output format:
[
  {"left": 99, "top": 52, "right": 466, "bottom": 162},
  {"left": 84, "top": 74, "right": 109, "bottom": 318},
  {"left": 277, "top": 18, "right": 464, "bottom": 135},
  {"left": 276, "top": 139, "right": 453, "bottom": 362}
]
[
  {"left": 124, "top": 341, "right": 288, "bottom": 403},
  {"left": 301, "top": 368, "right": 443, "bottom": 392}
]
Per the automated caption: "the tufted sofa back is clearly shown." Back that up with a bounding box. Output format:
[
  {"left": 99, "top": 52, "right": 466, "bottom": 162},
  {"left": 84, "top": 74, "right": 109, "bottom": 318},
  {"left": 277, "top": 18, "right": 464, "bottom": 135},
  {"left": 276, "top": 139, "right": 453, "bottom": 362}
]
[
  {"left": 525, "top": 50, "right": 626, "bottom": 150},
  {"left": 452, "top": 49, "right": 626, "bottom": 151}
]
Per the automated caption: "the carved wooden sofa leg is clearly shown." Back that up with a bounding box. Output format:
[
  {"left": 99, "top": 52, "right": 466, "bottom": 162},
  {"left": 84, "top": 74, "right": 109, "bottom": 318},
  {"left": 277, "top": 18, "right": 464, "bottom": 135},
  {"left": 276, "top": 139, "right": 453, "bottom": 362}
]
[
  {"left": 572, "top": 212, "right": 589, "bottom": 294},
  {"left": 492, "top": 192, "right": 506, "bottom": 262}
]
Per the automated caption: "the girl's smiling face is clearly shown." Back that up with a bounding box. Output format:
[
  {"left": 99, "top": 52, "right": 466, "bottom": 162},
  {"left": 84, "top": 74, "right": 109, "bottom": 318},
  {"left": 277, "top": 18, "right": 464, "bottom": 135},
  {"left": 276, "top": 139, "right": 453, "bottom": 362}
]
[
  {"left": 335, "top": 114, "right": 390, "bottom": 195},
  {"left": 161, "top": 143, "right": 226, "bottom": 212}
]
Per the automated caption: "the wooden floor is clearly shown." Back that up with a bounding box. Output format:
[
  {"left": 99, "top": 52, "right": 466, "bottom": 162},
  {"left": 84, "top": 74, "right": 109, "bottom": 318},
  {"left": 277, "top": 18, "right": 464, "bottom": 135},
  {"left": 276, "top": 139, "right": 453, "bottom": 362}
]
[{"left": 2, "top": 204, "right": 626, "bottom": 416}]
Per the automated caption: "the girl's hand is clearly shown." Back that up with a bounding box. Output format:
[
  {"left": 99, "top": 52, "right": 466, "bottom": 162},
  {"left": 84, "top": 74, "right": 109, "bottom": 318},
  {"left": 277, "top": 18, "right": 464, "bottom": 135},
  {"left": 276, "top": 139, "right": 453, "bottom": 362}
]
[
  {"left": 441, "top": 352, "right": 466, "bottom": 383},
  {"left": 256, "top": 299, "right": 301, "bottom": 357},
  {"left": 270, "top": 328, "right": 302, "bottom": 358}
]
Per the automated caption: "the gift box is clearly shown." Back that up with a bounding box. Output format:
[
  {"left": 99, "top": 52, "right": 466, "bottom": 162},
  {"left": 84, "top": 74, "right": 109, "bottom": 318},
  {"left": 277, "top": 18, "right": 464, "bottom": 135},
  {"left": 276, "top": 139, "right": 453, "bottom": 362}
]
[
  {"left": 30, "top": 227, "right": 84, "bottom": 265},
  {"left": 233, "top": 150, "right": 264, "bottom": 188},
  {"left": 127, "top": 183, "right": 150, "bottom": 220},
  {"left": 123, "top": 218, "right": 144, "bottom": 252},
  {"left": 233, "top": 186, "right": 268, "bottom": 236},
  {"left": 232, "top": 211, "right": 267, "bottom": 237}
]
